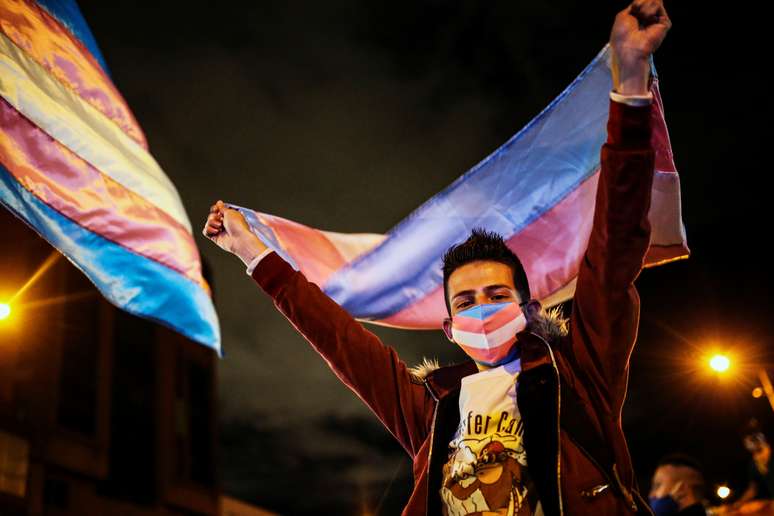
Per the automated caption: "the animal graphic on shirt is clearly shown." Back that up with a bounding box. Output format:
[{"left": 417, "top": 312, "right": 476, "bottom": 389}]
[{"left": 441, "top": 436, "right": 536, "bottom": 516}]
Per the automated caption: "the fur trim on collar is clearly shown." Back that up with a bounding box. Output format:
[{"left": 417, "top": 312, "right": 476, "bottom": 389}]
[
  {"left": 408, "top": 305, "right": 568, "bottom": 381},
  {"left": 408, "top": 357, "right": 442, "bottom": 382},
  {"left": 527, "top": 305, "right": 568, "bottom": 342}
]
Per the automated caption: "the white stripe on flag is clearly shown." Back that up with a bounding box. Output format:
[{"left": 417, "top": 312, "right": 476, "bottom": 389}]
[
  {"left": 0, "top": 32, "right": 192, "bottom": 232},
  {"left": 320, "top": 230, "right": 386, "bottom": 263}
]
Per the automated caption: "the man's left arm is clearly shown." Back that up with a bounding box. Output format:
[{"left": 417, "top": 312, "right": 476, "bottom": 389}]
[{"left": 567, "top": 0, "right": 671, "bottom": 412}]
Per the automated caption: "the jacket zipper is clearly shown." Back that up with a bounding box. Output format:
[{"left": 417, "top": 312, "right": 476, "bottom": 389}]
[
  {"left": 570, "top": 431, "right": 614, "bottom": 501},
  {"left": 536, "top": 337, "right": 640, "bottom": 513},
  {"left": 424, "top": 379, "right": 440, "bottom": 516},
  {"left": 529, "top": 331, "right": 564, "bottom": 516}
]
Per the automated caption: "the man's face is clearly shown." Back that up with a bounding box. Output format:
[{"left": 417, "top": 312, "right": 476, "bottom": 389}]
[
  {"left": 446, "top": 260, "right": 520, "bottom": 317},
  {"left": 744, "top": 433, "right": 767, "bottom": 454},
  {"left": 442, "top": 260, "right": 524, "bottom": 368},
  {"left": 649, "top": 464, "right": 702, "bottom": 510}
]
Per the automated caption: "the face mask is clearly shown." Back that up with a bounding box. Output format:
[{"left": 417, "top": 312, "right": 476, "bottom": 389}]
[
  {"left": 649, "top": 495, "right": 679, "bottom": 516},
  {"left": 451, "top": 301, "right": 526, "bottom": 367}
]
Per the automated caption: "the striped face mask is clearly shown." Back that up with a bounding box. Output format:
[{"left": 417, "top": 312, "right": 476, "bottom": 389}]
[{"left": 450, "top": 301, "right": 526, "bottom": 367}]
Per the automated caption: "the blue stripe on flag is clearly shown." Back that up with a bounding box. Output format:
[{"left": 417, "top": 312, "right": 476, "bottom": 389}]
[
  {"left": 35, "top": 0, "right": 111, "bottom": 74},
  {"left": 0, "top": 163, "right": 220, "bottom": 352},
  {"left": 323, "top": 45, "right": 614, "bottom": 320},
  {"left": 234, "top": 205, "right": 301, "bottom": 272}
]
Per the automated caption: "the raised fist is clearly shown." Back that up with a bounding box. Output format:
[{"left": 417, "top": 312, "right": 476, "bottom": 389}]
[
  {"left": 202, "top": 200, "right": 262, "bottom": 258},
  {"left": 610, "top": 0, "right": 671, "bottom": 95}
]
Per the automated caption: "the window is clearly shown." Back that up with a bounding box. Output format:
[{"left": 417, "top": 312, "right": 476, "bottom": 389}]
[
  {"left": 0, "top": 430, "right": 29, "bottom": 498},
  {"left": 187, "top": 359, "right": 214, "bottom": 486},
  {"left": 99, "top": 309, "right": 157, "bottom": 504},
  {"left": 56, "top": 267, "right": 100, "bottom": 436},
  {"left": 174, "top": 351, "right": 215, "bottom": 487}
]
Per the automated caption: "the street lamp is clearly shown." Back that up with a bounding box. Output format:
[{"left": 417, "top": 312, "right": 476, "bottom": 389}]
[
  {"left": 0, "top": 302, "right": 10, "bottom": 321},
  {"left": 709, "top": 354, "right": 731, "bottom": 373},
  {"left": 717, "top": 485, "right": 731, "bottom": 500},
  {"left": 704, "top": 351, "right": 774, "bottom": 413}
]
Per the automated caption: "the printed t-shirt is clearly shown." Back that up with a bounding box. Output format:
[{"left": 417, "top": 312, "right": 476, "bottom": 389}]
[{"left": 440, "top": 358, "right": 542, "bottom": 515}]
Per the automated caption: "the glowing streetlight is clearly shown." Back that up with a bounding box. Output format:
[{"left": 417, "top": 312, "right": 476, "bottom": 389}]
[
  {"left": 0, "top": 302, "right": 10, "bottom": 321},
  {"left": 717, "top": 485, "right": 731, "bottom": 499},
  {"left": 709, "top": 354, "right": 731, "bottom": 373},
  {"left": 753, "top": 387, "right": 764, "bottom": 398}
]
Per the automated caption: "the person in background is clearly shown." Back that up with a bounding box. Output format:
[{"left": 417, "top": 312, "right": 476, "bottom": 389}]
[
  {"left": 649, "top": 454, "right": 707, "bottom": 516},
  {"left": 728, "top": 420, "right": 774, "bottom": 512}
]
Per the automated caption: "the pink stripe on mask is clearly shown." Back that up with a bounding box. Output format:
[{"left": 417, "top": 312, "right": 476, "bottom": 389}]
[{"left": 451, "top": 301, "right": 526, "bottom": 366}]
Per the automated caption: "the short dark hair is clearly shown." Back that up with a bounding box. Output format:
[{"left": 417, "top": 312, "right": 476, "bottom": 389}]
[
  {"left": 442, "top": 228, "right": 530, "bottom": 315},
  {"left": 657, "top": 453, "right": 703, "bottom": 472}
]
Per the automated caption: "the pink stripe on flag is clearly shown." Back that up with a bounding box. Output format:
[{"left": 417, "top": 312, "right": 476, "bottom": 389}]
[
  {"left": 0, "top": 0, "right": 147, "bottom": 148},
  {"left": 378, "top": 284, "right": 447, "bottom": 329},
  {"left": 379, "top": 173, "right": 600, "bottom": 328},
  {"left": 507, "top": 173, "right": 598, "bottom": 303},
  {"left": 258, "top": 214, "right": 348, "bottom": 286},
  {"left": 651, "top": 82, "right": 677, "bottom": 174},
  {"left": 0, "top": 97, "right": 203, "bottom": 287}
]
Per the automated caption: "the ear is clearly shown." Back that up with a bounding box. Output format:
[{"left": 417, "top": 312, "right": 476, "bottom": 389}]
[
  {"left": 442, "top": 318, "right": 454, "bottom": 342},
  {"left": 523, "top": 299, "right": 542, "bottom": 322}
]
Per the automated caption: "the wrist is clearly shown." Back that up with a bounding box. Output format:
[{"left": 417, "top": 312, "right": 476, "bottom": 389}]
[
  {"left": 232, "top": 234, "right": 268, "bottom": 266},
  {"left": 616, "top": 75, "right": 650, "bottom": 96},
  {"left": 612, "top": 52, "right": 650, "bottom": 96}
]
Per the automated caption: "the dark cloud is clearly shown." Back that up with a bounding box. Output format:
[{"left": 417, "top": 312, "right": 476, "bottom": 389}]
[{"left": 220, "top": 414, "right": 411, "bottom": 515}]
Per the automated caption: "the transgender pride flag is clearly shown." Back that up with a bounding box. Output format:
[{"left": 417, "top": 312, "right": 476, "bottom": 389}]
[
  {"left": 0, "top": 1, "right": 220, "bottom": 350},
  {"left": 232, "top": 45, "right": 689, "bottom": 329}
]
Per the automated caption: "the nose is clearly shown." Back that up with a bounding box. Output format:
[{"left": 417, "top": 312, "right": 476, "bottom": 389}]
[{"left": 474, "top": 291, "right": 492, "bottom": 306}]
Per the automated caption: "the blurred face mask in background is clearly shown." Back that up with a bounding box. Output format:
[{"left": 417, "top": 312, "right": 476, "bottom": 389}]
[{"left": 649, "top": 495, "right": 679, "bottom": 516}]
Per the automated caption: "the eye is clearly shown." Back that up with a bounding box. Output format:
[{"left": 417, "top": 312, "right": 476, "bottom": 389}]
[{"left": 456, "top": 301, "right": 472, "bottom": 310}]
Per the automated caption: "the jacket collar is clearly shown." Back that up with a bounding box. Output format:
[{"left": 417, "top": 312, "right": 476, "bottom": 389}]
[{"left": 410, "top": 304, "right": 568, "bottom": 400}]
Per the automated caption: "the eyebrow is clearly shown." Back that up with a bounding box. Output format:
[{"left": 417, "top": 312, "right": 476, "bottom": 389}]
[{"left": 451, "top": 284, "right": 514, "bottom": 302}]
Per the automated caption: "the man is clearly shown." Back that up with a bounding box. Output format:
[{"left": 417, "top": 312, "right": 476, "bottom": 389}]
[
  {"left": 728, "top": 420, "right": 774, "bottom": 512},
  {"left": 649, "top": 455, "right": 707, "bottom": 515},
  {"left": 204, "top": 1, "right": 671, "bottom": 513}
]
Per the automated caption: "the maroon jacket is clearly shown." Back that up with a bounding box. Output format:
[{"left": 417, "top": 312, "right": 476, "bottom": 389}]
[{"left": 251, "top": 99, "right": 655, "bottom": 515}]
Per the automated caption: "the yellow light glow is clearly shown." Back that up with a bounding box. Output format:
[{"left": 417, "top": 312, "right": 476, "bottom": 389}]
[
  {"left": 8, "top": 251, "right": 61, "bottom": 305},
  {"left": 717, "top": 485, "right": 731, "bottom": 499},
  {"left": 0, "top": 302, "right": 10, "bottom": 321},
  {"left": 709, "top": 354, "right": 731, "bottom": 373},
  {"left": 753, "top": 387, "right": 764, "bottom": 398}
]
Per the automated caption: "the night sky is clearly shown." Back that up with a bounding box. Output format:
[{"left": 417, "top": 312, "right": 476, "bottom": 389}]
[{"left": 78, "top": 2, "right": 770, "bottom": 514}]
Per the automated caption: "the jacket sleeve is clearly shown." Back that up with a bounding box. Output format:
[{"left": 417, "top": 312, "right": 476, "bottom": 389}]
[
  {"left": 567, "top": 98, "right": 654, "bottom": 413},
  {"left": 250, "top": 252, "right": 435, "bottom": 457}
]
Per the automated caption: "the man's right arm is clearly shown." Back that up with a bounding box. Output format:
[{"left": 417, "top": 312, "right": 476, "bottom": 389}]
[{"left": 203, "top": 202, "right": 435, "bottom": 457}]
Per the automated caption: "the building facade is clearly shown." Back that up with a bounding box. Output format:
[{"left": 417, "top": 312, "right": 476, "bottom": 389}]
[{"left": 0, "top": 208, "right": 220, "bottom": 515}]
